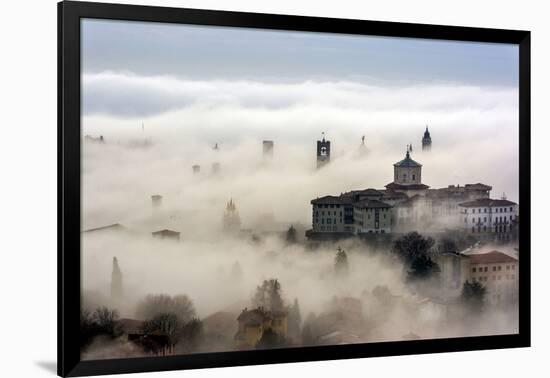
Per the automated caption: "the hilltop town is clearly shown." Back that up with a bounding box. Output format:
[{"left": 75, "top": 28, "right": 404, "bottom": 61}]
[{"left": 80, "top": 126, "right": 520, "bottom": 359}]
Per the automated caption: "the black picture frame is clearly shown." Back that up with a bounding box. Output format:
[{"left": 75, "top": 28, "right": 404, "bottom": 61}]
[{"left": 58, "top": 1, "right": 531, "bottom": 376}]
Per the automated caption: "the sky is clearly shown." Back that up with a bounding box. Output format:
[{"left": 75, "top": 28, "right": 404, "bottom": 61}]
[{"left": 80, "top": 18, "right": 520, "bottom": 209}]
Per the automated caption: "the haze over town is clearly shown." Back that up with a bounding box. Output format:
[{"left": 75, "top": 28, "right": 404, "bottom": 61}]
[{"left": 80, "top": 19, "right": 520, "bottom": 359}]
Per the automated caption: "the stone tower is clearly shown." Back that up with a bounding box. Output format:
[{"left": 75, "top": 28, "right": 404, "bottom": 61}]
[
  {"left": 111, "top": 256, "right": 123, "bottom": 304},
  {"left": 316, "top": 133, "right": 331, "bottom": 168},
  {"left": 422, "top": 125, "right": 432, "bottom": 151}
]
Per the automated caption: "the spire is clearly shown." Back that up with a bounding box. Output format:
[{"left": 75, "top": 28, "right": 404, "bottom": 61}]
[{"left": 321, "top": 131, "right": 325, "bottom": 142}]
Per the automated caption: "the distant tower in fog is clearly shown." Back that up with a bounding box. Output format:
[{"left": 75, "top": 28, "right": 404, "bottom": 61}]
[
  {"left": 422, "top": 126, "right": 432, "bottom": 151},
  {"left": 151, "top": 195, "right": 162, "bottom": 209},
  {"left": 263, "top": 140, "right": 274, "bottom": 158},
  {"left": 192, "top": 164, "right": 201, "bottom": 174},
  {"left": 223, "top": 198, "right": 241, "bottom": 231},
  {"left": 111, "top": 256, "right": 123, "bottom": 304},
  {"left": 316, "top": 132, "right": 331, "bottom": 168},
  {"left": 212, "top": 162, "right": 221, "bottom": 175}
]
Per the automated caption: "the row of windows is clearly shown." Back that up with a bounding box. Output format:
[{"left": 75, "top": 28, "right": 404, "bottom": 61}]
[
  {"left": 316, "top": 211, "right": 343, "bottom": 217},
  {"left": 472, "top": 274, "right": 515, "bottom": 282},
  {"left": 316, "top": 204, "right": 341, "bottom": 208},
  {"left": 471, "top": 225, "right": 512, "bottom": 233},
  {"left": 314, "top": 217, "right": 343, "bottom": 225},
  {"left": 468, "top": 206, "right": 514, "bottom": 214},
  {"left": 465, "top": 215, "right": 514, "bottom": 223},
  {"left": 472, "top": 264, "right": 515, "bottom": 273}
]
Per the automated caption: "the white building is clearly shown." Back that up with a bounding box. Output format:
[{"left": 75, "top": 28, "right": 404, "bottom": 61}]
[
  {"left": 459, "top": 198, "right": 518, "bottom": 241},
  {"left": 466, "top": 250, "right": 519, "bottom": 305}
]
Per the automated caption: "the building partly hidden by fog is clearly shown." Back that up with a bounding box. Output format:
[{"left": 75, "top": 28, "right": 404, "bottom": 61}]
[
  {"left": 223, "top": 199, "right": 241, "bottom": 232},
  {"left": 308, "top": 149, "right": 518, "bottom": 241}
]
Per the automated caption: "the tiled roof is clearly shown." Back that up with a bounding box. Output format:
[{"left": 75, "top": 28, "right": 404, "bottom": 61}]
[
  {"left": 464, "top": 183, "right": 493, "bottom": 191},
  {"left": 152, "top": 229, "right": 181, "bottom": 236},
  {"left": 311, "top": 195, "right": 349, "bottom": 205},
  {"left": 354, "top": 199, "right": 392, "bottom": 209},
  {"left": 468, "top": 251, "right": 517, "bottom": 264},
  {"left": 394, "top": 151, "right": 422, "bottom": 168},
  {"left": 385, "top": 182, "right": 430, "bottom": 190},
  {"left": 459, "top": 198, "right": 517, "bottom": 208}
]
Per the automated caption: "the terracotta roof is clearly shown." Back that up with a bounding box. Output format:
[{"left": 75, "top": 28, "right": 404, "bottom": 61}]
[
  {"left": 468, "top": 251, "right": 517, "bottom": 264},
  {"left": 385, "top": 182, "right": 430, "bottom": 190},
  {"left": 459, "top": 198, "right": 517, "bottom": 208}
]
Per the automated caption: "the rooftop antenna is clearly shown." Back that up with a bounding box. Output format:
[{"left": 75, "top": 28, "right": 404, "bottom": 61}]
[{"left": 321, "top": 131, "right": 325, "bottom": 141}]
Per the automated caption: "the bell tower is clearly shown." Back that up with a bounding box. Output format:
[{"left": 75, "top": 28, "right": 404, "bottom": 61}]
[
  {"left": 422, "top": 125, "right": 432, "bottom": 151},
  {"left": 316, "top": 132, "right": 331, "bottom": 168}
]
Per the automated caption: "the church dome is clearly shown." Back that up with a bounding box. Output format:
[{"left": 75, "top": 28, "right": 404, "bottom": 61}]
[{"left": 394, "top": 150, "right": 422, "bottom": 168}]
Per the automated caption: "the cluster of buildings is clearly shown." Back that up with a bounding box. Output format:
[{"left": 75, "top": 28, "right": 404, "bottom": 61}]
[{"left": 307, "top": 129, "right": 518, "bottom": 241}]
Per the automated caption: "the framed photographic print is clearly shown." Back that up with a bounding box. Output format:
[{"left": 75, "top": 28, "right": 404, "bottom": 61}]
[{"left": 58, "top": 1, "right": 531, "bottom": 376}]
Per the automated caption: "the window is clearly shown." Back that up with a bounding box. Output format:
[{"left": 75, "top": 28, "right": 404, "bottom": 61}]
[
  {"left": 484, "top": 267, "right": 488, "bottom": 272},
  {"left": 493, "top": 266, "right": 497, "bottom": 271},
  {"left": 412, "top": 174, "right": 416, "bottom": 181},
  {"left": 506, "top": 265, "right": 510, "bottom": 270},
  {"left": 472, "top": 227, "right": 475, "bottom": 233},
  {"left": 498, "top": 266, "right": 502, "bottom": 271},
  {"left": 472, "top": 209, "right": 476, "bottom": 214},
  {"left": 510, "top": 207, "right": 513, "bottom": 211},
  {"left": 327, "top": 219, "right": 332, "bottom": 224},
  {"left": 472, "top": 267, "right": 476, "bottom": 273},
  {"left": 484, "top": 217, "right": 487, "bottom": 222},
  {"left": 484, "top": 208, "right": 487, "bottom": 213}
]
